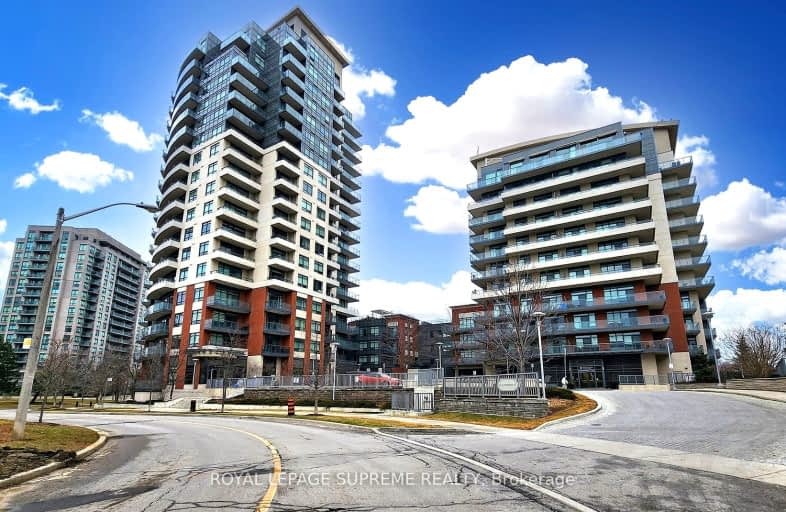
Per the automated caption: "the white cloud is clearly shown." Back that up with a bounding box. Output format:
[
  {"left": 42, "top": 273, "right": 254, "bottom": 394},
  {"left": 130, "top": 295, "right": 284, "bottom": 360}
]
[
  {"left": 700, "top": 178, "right": 786, "bottom": 251},
  {"left": 403, "top": 185, "right": 471, "bottom": 234},
  {"left": 27, "top": 151, "right": 134, "bottom": 193},
  {"left": 13, "top": 172, "right": 36, "bottom": 189},
  {"left": 675, "top": 135, "right": 717, "bottom": 190},
  {"left": 708, "top": 288, "right": 786, "bottom": 338},
  {"left": 80, "top": 109, "right": 163, "bottom": 152},
  {"left": 0, "top": 84, "right": 60, "bottom": 114},
  {"left": 328, "top": 37, "right": 396, "bottom": 120},
  {"left": 732, "top": 246, "right": 786, "bottom": 285},
  {"left": 358, "top": 271, "right": 479, "bottom": 322},
  {"left": 0, "top": 219, "right": 6, "bottom": 234},
  {"left": 360, "top": 55, "right": 655, "bottom": 190}
]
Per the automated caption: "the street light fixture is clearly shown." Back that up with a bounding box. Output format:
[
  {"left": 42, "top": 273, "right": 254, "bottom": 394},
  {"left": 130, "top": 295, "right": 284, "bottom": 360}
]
[
  {"left": 532, "top": 311, "right": 547, "bottom": 400},
  {"left": 664, "top": 337, "right": 674, "bottom": 388},
  {"left": 702, "top": 309, "right": 722, "bottom": 386},
  {"left": 12, "top": 202, "right": 158, "bottom": 440}
]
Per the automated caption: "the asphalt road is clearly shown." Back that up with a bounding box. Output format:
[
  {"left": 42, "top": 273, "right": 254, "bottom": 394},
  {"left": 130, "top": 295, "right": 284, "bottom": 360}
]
[
  {"left": 2, "top": 390, "right": 785, "bottom": 512},
  {"left": 549, "top": 390, "right": 786, "bottom": 465},
  {"left": 0, "top": 412, "right": 562, "bottom": 512}
]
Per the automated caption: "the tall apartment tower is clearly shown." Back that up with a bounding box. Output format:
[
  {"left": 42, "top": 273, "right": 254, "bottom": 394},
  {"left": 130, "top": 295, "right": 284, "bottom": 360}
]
[
  {"left": 0, "top": 225, "right": 146, "bottom": 377},
  {"left": 466, "top": 121, "right": 713, "bottom": 385},
  {"left": 146, "top": 8, "right": 361, "bottom": 392}
]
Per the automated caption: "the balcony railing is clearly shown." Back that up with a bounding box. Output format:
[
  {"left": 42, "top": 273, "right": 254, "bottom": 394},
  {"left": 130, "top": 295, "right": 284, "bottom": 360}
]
[
  {"left": 543, "top": 339, "right": 672, "bottom": 355},
  {"left": 206, "top": 295, "right": 251, "bottom": 314},
  {"left": 468, "top": 132, "right": 642, "bottom": 191}
]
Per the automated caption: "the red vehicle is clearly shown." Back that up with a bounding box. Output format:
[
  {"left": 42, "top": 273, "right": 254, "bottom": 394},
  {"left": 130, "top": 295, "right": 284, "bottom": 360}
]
[{"left": 354, "top": 372, "right": 402, "bottom": 386}]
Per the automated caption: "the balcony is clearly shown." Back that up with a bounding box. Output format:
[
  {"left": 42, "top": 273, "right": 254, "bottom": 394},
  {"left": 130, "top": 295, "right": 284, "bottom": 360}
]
[
  {"left": 685, "top": 320, "right": 702, "bottom": 335},
  {"left": 334, "top": 82, "right": 345, "bottom": 101},
  {"left": 215, "top": 226, "right": 256, "bottom": 250},
  {"left": 218, "top": 166, "right": 261, "bottom": 192},
  {"left": 335, "top": 287, "right": 359, "bottom": 302},
  {"left": 264, "top": 321, "right": 291, "bottom": 336},
  {"left": 204, "top": 319, "right": 249, "bottom": 334},
  {"left": 523, "top": 243, "right": 659, "bottom": 274},
  {"left": 153, "top": 218, "right": 183, "bottom": 245},
  {"left": 681, "top": 301, "right": 698, "bottom": 313},
  {"left": 555, "top": 290, "right": 667, "bottom": 313},
  {"left": 223, "top": 146, "right": 261, "bottom": 176},
  {"left": 669, "top": 215, "right": 704, "bottom": 233},
  {"left": 145, "top": 301, "right": 172, "bottom": 321},
  {"left": 143, "top": 323, "right": 169, "bottom": 340},
  {"left": 545, "top": 315, "right": 670, "bottom": 335},
  {"left": 149, "top": 257, "right": 178, "bottom": 281},
  {"left": 543, "top": 339, "right": 672, "bottom": 356},
  {"left": 160, "top": 180, "right": 187, "bottom": 205},
  {"left": 659, "top": 156, "right": 693, "bottom": 178},
  {"left": 662, "top": 176, "right": 697, "bottom": 193},
  {"left": 671, "top": 235, "right": 708, "bottom": 256},
  {"left": 156, "top": 199, "right": 185, "bottom": 221},
  {"left": 470, "top": 247, "right": 508, "bottom": 264},
  {"left": 281, "top": 69, "right": 305, "bottom": 94},
  {"left": 265, "top": 300, "right": 292, "bottom": 315},
  {"left": 280, "top": 86, "right": 304, "bottom": 110},
  {"left": 170, "top": 91, "right": 199, "bottom": 123},
  {"left": 210, "top": 270, "right": 253, "bottom": 289},
  {"left": 282, "top": 53, "right": 306, "bottom": 78},
  {"left": 277, "top": 120, "right": 302, "bottom": 144},
  {"left": 216, "top": 206, "right": 258, "bottom": 231},
  {"left": 665, "top": 195, "right": 701, "bottom": 216},
  {"left": 218, "top": 185, "right": 260, "bottom": 211},
  {"left": 268, "top": 251, "right": 295, "bottom": 272},
  {"left": 675, "top": 255, "right": 711, "bottom": 274},
  {"left": 679, "top": 277, "right": 715, "bottom": 294},
  {"left": 468, "top": 212, "right": 505, "bottom": 232},
  {"left": 214, "top": 247, "right": 255, "bottom": 270},
  {"left": 468, "top": 132, "right": 643, "bottom": 193},
  {"left": 226, "top": 108, "right": 264, "bottom": 141},
  {"left": 279, "top": 103, "right": 303, "bottom": 127},
  {"left": 507, "top": 220, "right": 656, "bottom": 256},
  {"left": 263, "top": 343, "right": 290, "bottom": 358},
  {"left": 469, "top": 231, "right": 506, "bottom": 248},
  {"left": 147, "top": 279, "right": 176, "bottom": 300},
  {"left": 207, "top": 295, "right": 251, "bottom": 314},
  {"left": 227, "top": 90, "right": 266, "bottom": 124},
  {"left": 282, "top": 36, "right": 307, "bottom": 61}
]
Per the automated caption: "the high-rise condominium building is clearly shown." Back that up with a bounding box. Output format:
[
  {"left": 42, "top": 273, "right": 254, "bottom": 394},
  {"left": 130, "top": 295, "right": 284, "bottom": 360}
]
[
  {"left": 145, "top": 8, "right": 361, "bottom": 393},
  {"left": 465, "top": 121, "right": 713, "bottom": 386},
  {"left": 0, "top": 225, "right": 146, "bottom": 377}
]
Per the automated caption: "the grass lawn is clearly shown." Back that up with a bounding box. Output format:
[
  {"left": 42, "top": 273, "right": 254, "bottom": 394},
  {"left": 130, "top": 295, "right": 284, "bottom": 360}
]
[
  {"left": 427, "top": 393, "right": 597, "bottom": 430},
  {"left": 0, "top": 419, "right": 99, "bottom": 452},
  {"left": 0, "top": 398, "right": 95, "bottom": 410}
]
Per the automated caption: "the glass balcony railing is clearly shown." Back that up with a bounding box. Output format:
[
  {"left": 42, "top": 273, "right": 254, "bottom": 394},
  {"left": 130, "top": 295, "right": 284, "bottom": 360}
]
[{"left": 468, "top": 132, "right": 642, "bottom": 191}]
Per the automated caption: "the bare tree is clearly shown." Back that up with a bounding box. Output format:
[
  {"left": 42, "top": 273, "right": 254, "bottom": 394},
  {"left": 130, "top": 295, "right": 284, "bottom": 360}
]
[
  {"left": 215, "top": 327, "right": 248, "bottom": 413},
  {"left": 477, "top": 264, "right": 554, "bottom": 373},
  {"left": 306, "top": 352, "right": 324, "bottom": 415},
  {"left": 167, "top": 350, "right": 181, "bottom": 401},
  {"left": 33, "top": 338, "right": 74, "bottom": 423},
  {"left": 723, "top": 324, "right": 785, "bottom": 378}
]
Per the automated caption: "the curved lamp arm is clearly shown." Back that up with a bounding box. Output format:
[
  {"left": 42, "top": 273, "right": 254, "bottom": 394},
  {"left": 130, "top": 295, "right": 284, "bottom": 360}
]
[{"left": 63, "top": 201, "right": 159, "bottom": 222}]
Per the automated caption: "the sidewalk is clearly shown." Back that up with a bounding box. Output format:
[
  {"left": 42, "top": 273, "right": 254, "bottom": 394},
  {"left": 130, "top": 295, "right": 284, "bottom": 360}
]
[{"left": 680, "top": 388, "right": 786, "bottom": 404}]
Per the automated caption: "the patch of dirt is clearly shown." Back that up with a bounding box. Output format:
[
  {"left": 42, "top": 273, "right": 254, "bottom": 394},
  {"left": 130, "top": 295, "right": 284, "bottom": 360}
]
[{"left": 0, "top": 447, "right": 75, "bottom": 479}]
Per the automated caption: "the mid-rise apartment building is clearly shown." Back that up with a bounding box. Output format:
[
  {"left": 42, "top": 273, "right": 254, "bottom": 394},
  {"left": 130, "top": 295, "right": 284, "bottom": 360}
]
[
  {"left": 464, "top": 121, "right": 714, "bottom": 386},
  {"left": 0, "top": 225, "right": 146, "bottom": 377},
  {"left": 145, "top": 8, "right": 361, "bottom": 392},
  {"left": 350, "top": 311, "right": 420, "bottom": 372}
]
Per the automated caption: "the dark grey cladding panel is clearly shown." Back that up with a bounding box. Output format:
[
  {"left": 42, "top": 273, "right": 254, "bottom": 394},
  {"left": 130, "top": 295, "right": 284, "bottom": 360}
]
[{"left": 639, "top": 128, "right": 659, "bottom": 175}]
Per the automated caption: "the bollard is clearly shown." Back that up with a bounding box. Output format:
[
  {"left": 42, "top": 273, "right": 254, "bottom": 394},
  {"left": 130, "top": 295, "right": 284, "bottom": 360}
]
[{"left": 287, "top": 397, "right": 295, "bottom": 416}]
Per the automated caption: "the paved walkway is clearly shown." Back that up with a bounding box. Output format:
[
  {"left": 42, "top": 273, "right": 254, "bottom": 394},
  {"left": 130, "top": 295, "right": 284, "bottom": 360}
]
[{"left": 681, "top": 387, "right": 786, "bottom": 403}]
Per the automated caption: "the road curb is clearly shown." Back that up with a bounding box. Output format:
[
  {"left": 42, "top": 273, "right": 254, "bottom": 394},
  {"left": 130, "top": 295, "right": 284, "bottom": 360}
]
[
  {"left": 0, "top": 427, "right": 107, "bottom": 490},
  {"left": 534, "top": 395, "right": 602, "bottom": 431},
  {"left": 679, "top": 388, "right": 786, "bottom": 404}
]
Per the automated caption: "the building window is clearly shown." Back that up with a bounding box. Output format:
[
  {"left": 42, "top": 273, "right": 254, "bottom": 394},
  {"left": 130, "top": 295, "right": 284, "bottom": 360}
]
[
  {"left": 311, "top": 320, "right": 321, "bottom": 334},
  {"left": 298, "top": 255, "right": 309, "bottom": 269},
  {"left": 598, "top": 238, "right": 628, "bottom": 252},
  {"left": 295, "top": 317, "right": 306, "bottom": 331},
  {"left": 186, "top": 208, "right": 195, "bottom": 221},
  {"left": 190, "top": 170, "right": 200, "bottom": 183},
  {"left": 538, "top": 251, "right": 558, "bottom": 263},
  {"left": 191, "top": 309, "right": 201, "bottom": 324},
  {"left": 205, "top": 181, "right": 216, "bottom": 194},
  {"left": 178, "top": 268, "right": 189, "bottom": 281},
  {"left": 575, "top": 335, "right": 598, "bottom": 348},
  {"left": 188, "top": 332, "right": 199, "bottom": 347},
  {"left": 596, "top": 218, "right": 626, "bottom": 231},
  {"left": 203, "top": 201, "right": 213, "bottom": 215},
  {"left": 193, "top": 152, "right": 202, "bottom": 165},
  {"left": 314, "top": 261, "right": 323, "bottom": 274},
  {"left": 183, "top": 227, "right": 193, "bottom": 241},
  {"left": 200, "top": 221, "right": 212, "bottom": 235},
  {"left": 209, "top": 143, "right": 220, "bottom": 156},
  {"left": 570, "top": 290, "right": 593, "bottom": 305},
  {"left": 568, "top": 266, "right": 590, "bottom": 279},
  {"left": 564, "top": 225, "right": 586, "bottom": 237},
  {"left": 196, "top": 263, "right": 206, "bottom": 277},
  {"left": 314, "top": 243, "right": 324, "bottom": 256},
  {"left": 300, "top": 236, "right": 310, "bottom": 250},
  {"left": 312, "top": 301, "right": 321, "bottom": 314},
  {"left": 296, "top": 297, "right": 307, "bottom": 311},
  {"left": 194, "top": 286, "right": 204, "bottom": 301},
  {"left": 604, "top": 285, "right": 634, "bottom": 302},
  {"left": 301, "top": 218, "right": 311, "bottom": 231},
  {"left": 315, "top": 225, "right": 325, "bottom": 238},
  {"left": 181, "top": 247, "right": 191, "bottom": 261},
  {"left": 317, "top": 208, "right": 325, "bottom": 220},
  {"left": 174, "top": 313, "right": 183, "bottom": 326},
  {"left": 198, "top": 241, "right": 209, "bottom": 256},
  {"left": 313, "top": 279, "right": 322, "bottom": 292},
  {"left": 294, "top": 338, "right": 305, "bottom": 351},
  {"left": 297, "top": 274, "right": 308, "bottom": 288},
  {"left": 301, "top": 199, "right": 312, "bottom": 213},
  {"left": 317, "top": 190, "right": 327, "bottom": 204},
  {"left": 601, "top": 260, "right": 631, "bottom": 273},
  {"left": 188, "top": 190, "right": 198, "bottom": 202},
  {"left": 207, "top": 162, "right": 217, "bottom": 175},
  {"left": 318, "top": 173, "right": 328, "bottom": 187},
  {"left": 573, "top": 313, "right": 596, "bottom": 329},
  {"left": 176, "top": 291, "right": 186, "bottom": 305},
  {"left": 303, "top": 182, "right": 313, "bottom": 196},
  {"left": 609, "top": 332, "right": 641, "bottom": 345},
  {"left": 304, "top": 164, "right": 314, "bottom": 177}
]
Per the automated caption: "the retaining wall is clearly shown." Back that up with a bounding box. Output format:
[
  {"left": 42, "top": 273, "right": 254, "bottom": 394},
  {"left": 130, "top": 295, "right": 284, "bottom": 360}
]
[
  {"left": 243, "top": 388, "right": 393, "bottom": 404},
  {"left": 434, "top": 395, "right": 548, "bottom": 418},
  {"left": 726, "top": 377, "right": 786, "bottom": 392}
]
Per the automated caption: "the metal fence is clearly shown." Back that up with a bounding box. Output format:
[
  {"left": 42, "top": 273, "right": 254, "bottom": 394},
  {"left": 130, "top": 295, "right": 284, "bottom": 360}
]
[
  {"left": 392, "top": 390, "right": 434, "bottom": 412},
  {"left": 619, "top": 373, "right": 695, "bottom": 386},
  {"left": 202, "top": 370, "right": 444, "bottom": 390},
  {"left": 442, "top": 372, "right": 541, "bottom": 398}
]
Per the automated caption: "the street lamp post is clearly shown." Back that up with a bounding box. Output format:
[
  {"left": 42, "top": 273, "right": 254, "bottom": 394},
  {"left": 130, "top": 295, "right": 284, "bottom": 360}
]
[
  {"left": 664, "top": 337, "right": 674, "bottom": 388},
  {"left": 435, "top": 341, "right": 444, "bottom": 384},
  {"left": 12, "top": 202, "right": 157, "bottom": 440},
  {"left": 330, "top": 342, "right": 338, "bottom": 400},
  {"left": 533, "top": 311, "right": 547, "bottom": 400},
  {"left": 702, "top": 310, "right": 722, "bottom": 386}
]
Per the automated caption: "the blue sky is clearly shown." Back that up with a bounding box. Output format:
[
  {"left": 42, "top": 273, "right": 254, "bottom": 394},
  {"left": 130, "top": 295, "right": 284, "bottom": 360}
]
[{"left": 1, "top": 1, "right": 786, "bottom": 327}]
